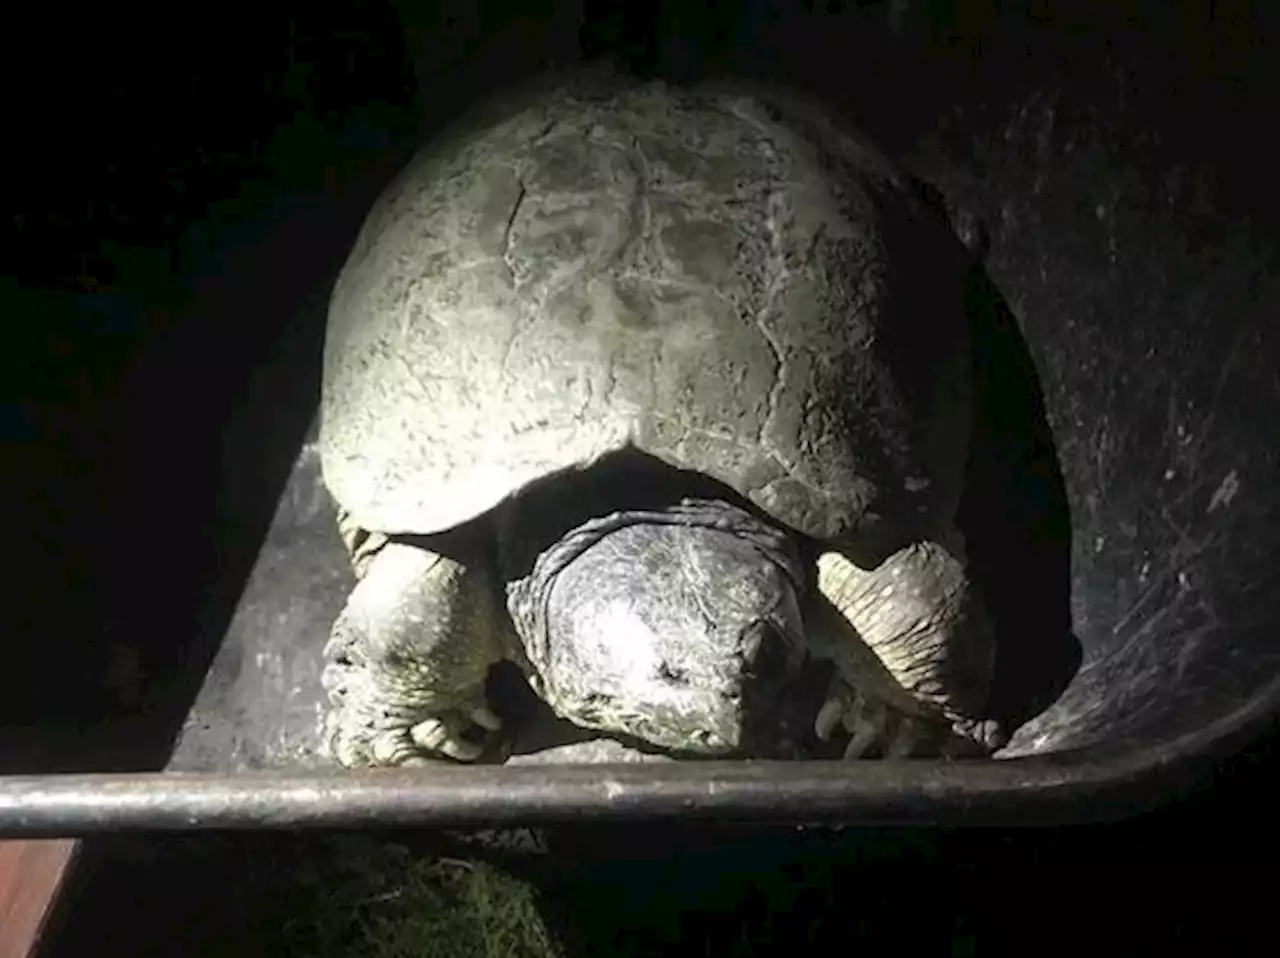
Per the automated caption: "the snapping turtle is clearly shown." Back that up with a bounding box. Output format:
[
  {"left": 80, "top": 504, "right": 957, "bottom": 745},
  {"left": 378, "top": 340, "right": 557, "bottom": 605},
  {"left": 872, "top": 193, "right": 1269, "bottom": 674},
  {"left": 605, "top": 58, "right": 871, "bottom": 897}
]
[{"left": 318, "top": 69, "right": 1006, "bottom": 767}]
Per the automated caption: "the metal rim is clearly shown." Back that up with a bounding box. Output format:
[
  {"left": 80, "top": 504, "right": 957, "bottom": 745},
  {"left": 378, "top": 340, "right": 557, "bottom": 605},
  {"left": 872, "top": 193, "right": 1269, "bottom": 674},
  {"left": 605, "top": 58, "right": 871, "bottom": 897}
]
[{"left": 0, "top": 678, "right": 1273, "bottom": 836}]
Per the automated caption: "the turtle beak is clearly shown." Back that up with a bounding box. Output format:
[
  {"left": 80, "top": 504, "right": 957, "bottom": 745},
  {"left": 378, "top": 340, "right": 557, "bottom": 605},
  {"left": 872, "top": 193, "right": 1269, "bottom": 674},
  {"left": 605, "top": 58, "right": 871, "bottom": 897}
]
[{"left": 645, "top": 622, "right": 796, "bottom": 755}]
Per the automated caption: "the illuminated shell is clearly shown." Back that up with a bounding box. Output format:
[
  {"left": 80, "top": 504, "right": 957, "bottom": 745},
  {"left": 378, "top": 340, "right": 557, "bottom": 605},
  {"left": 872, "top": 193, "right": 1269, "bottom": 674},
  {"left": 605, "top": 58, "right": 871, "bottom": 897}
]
[{"left": 320, "top": 71, "right": 972, "bottom": 560}]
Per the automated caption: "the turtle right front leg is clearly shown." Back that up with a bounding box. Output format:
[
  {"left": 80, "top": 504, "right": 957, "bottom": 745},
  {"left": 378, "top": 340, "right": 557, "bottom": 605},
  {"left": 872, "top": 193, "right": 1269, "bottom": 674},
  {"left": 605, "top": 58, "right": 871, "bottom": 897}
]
[{"left": 321, "top": 532, "right": 508, "bottom": 767}]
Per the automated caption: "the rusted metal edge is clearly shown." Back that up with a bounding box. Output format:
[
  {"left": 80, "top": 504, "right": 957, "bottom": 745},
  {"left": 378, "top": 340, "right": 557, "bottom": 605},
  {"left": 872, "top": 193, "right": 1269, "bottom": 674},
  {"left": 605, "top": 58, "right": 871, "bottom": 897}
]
[
  {"left": 0, "top": 687, "right": 1272, "bottom": 836},
  {"left": 0, "top": 840, "right": 78, "bottom": 958}
]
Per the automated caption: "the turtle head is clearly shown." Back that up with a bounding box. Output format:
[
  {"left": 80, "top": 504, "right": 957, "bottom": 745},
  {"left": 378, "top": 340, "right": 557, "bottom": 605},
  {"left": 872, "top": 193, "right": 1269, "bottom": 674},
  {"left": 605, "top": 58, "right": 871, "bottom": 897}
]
[{"left": 513, "top": 499, "right": 809, "bottom": 756}]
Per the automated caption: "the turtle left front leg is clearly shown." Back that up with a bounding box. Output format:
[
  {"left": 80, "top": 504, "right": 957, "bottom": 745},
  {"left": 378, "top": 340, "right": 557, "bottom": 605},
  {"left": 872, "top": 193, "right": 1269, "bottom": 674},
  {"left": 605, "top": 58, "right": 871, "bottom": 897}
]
[{"left": 814, "top": 528, "right": 1006, "bottom": 756}]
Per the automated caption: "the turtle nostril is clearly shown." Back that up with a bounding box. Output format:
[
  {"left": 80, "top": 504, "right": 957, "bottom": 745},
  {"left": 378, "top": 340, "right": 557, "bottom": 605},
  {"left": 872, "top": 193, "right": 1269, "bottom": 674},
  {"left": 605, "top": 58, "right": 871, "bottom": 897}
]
[{"left": 657, "top": 661, "right": 689, "bottom": 686}]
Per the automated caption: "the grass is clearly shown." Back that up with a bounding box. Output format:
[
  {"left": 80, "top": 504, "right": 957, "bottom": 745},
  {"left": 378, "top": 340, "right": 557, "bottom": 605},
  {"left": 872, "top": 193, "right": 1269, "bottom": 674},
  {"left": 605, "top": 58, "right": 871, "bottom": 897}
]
[
  {"left": 42, "top": 817, "right": 1228, "bottom": 957},
  {"left": 238, "top": 839, "right": 560, "bottom": 958},
  {"left": 47, "top": 826, "right": 966, "bottom": 957},
  {"left": 47, "top": 834, "right": 563, "bottom": 958}
]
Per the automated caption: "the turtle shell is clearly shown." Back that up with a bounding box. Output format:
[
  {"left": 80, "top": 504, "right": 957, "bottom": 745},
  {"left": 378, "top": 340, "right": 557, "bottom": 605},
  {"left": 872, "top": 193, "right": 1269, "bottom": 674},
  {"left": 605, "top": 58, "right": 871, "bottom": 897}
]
[{"left": 319, "top": 70, "right": 974, "bottom": 561}]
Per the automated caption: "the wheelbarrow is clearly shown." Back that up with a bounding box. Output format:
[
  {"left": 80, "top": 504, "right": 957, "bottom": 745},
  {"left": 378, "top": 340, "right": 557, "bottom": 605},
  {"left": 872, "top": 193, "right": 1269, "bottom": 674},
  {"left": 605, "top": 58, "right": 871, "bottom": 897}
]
[{"left": 2, "top": 5, "right": 1277, "bottom": 840}]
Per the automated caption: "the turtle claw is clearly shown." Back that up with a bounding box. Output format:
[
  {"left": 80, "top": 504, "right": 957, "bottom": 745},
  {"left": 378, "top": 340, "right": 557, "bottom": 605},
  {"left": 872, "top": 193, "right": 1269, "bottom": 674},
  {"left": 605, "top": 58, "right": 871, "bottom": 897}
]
[
  {"left": 815, "top": 682, "right": 949, "bottom": 759},
  {"left": 324, "top": 697, "right": 499, "bottom": 768},
  {"left": 842, "top": 708, "right": 887, "bottom": 758},
  {"left": 884, "top": 717, "right": 925, "bottom": 758},
  {"left": 814, "top": 698, "right": 846, "bottom": 741},
  {"left": 816, "top": 684, "right": 893, "bottom": 757},
  {"left": 470, "top": 706, "right": 504, "bottom": 732},
  {"left": 368, "top": 729, "right": 422, "bottom": 766},
  {"left": 363, "top": 722, "right": 485, "bottom": 766},
  {"left": 952, "top": 717, "right": 1008, "bottom": 753},
  {"left": 410, "top": 716, "right": 486, "bottom": 762}
]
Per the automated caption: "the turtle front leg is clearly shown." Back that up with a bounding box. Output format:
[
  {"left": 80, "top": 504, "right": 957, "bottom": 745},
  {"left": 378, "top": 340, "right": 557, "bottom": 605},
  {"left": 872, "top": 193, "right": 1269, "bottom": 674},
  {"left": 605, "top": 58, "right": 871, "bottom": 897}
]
[
  {"left": 805, "top": 594, "right": 983, "bottom": 759},
  {"left": 321, "top": 537, "right": 509, "bottom": 767},
  {"left": 814, "top": 528, "right": 1006, "bottom": 756}
]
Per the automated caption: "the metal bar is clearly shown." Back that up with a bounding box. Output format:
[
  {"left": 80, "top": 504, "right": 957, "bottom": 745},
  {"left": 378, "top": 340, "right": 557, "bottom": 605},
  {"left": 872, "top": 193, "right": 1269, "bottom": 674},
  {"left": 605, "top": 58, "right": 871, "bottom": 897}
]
[
  {"left": 0, "top": 754, "right": 1194, "bottom": 836},
  {"left": 0, "top": 679, "right": 1269, "bottom": 838},
  {"left": 1, "top": 683, "right": 1272, "bottom": 836}
]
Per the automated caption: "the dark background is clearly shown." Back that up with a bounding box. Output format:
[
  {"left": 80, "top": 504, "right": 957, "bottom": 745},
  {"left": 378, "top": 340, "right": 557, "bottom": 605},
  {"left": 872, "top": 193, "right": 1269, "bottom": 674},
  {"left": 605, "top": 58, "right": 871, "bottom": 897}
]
[{"left": 4, "top": 0, "right": 1274, "bottom": 952}]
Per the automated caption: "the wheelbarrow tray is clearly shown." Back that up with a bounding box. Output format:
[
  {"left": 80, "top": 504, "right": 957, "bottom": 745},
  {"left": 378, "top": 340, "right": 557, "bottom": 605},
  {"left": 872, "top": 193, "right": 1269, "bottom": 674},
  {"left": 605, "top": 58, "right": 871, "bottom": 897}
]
[{"left": 3, "top": 41, "right": 1277, "bottom": 836}]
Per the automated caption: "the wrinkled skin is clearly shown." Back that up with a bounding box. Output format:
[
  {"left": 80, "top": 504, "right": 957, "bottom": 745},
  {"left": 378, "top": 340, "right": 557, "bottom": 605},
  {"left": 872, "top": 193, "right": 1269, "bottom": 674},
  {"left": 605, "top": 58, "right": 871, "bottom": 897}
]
[
  {"left": 322, "top": 494, "right": 994, "bottom": 766},
  {"left": 503, "top": 499, "right": 809, "bottom": 755}
]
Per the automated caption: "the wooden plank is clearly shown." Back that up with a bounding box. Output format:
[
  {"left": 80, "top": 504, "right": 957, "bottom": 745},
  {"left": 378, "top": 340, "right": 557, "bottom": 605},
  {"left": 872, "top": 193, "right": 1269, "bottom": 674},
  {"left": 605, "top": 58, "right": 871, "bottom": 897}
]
[{"left": 0, "top": 841, "right": 78, "bottom": 958}]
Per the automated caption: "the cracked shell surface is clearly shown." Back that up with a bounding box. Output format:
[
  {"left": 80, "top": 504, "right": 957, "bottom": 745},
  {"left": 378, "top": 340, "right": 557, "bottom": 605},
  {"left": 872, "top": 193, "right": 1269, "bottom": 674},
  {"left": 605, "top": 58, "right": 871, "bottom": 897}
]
[{"left": 321, "top": 73, "right": 974, "bottom": 554}]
